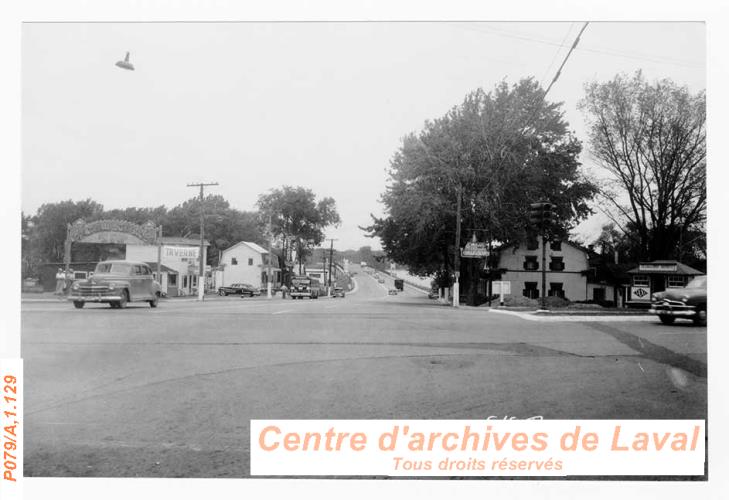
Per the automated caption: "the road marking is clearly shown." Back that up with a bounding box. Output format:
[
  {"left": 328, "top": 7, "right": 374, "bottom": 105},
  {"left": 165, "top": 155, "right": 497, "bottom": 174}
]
[{"left": 272, "top": 309, "right": 293, "bottom": 315}]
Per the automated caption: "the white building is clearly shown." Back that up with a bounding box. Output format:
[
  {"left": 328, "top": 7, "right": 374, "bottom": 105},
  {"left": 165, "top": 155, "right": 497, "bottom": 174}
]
[
  {"left": 496, "top": 239, "right": 614, "bottom": 302},
  {"left": 216, "top": 241, "right": 281, "bottom": 289},
  {"left": 126, "top": 237, "right": 210, "bottom": 297}
]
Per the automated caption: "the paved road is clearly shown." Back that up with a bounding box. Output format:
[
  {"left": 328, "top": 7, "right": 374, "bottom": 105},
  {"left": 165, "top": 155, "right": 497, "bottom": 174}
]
[{"left": 21, "top": 265, "right": 706, "bottom": 477}]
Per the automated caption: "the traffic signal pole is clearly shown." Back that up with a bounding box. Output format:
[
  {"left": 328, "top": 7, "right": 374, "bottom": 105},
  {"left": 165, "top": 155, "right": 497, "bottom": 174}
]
[
  {"left": 541, "top": 232, "right": 547, "bottom": 309},
  {"left": 453, "top": 187, "right": 462, "bottom": 307}
]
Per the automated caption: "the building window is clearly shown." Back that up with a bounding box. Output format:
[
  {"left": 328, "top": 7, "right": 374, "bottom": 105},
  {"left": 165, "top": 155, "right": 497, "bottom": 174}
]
[
  {"left": 550, "top": 240, "right": 562, "bottom": 251},
  {"left": 667, "top": 275, "right": 687, "bottom": 288},
  {"left": 231, "top": 257, "right": 238, "bottom": 265},
  {"left": 633, "top": 275, "right": 649, "bottom": 287},
  {"left": 248, "top": 258, "right": 254, "bottom": 266},
  {"left": 549, "top": 256, "right": 565, "bottom": 271},
  {"left": 523, "top": 282, "right": 539, "bottom": 299},
  {"left": 168, "top": 274, "right": 177, "bottom": 286},
  {"left": 548, "top": 282, "right": 565, "bottom": 298},
  {"left": 526, "top": 236, "right": 539, "bottom": 250},
  {"left": 523, "top": 256, "right": 539, "bottom": 271}
]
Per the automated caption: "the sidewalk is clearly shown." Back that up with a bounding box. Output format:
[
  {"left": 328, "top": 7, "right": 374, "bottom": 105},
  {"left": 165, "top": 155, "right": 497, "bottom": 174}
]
[{"left": 489, "top": 307, "right": 654, "bottom": 322}]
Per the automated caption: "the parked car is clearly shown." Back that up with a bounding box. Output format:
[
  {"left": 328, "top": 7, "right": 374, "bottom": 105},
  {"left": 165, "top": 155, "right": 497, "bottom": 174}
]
[
  {"left": 238, "top": 284, "right": 262, "bottom": 297},
  {"left": 378, "top": 278, "right": 385, "bottom": 284},
  {"left": 218, "top": 283, "right": 250, "bottom": 296},
  {"left": 649, "top": 275, "right": 707, "bottom": 325},
  {"left": 428, "top": 290, "right": 439, "bottom": 299},
  {"left": 67, "top": 260, "right": 161, "bottom": 309},
  {"left": 388, "top": 289, "right": 398, "bottom": 295},
  {"left": 333, "top": 287, "right": 346, "bottom": 298}
]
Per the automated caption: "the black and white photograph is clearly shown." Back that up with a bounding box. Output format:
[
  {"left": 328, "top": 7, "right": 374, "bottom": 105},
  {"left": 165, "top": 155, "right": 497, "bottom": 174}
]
[{"left": 2, "top": 1, "right": 728, "bottom": 499}]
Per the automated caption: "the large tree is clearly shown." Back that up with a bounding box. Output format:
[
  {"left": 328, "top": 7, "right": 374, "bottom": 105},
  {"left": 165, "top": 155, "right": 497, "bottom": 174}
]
[
  {"left": 161, "top": 194, "right": 264, "bottom": 265},
  {"left": 366, "top": 78, "right": 598, "bottom": 305},
  {"left": 578, "top": 71, "right": 706, "bottom": 261},
  {"left": 257, "top": 186, "right": 341, "bottom": 272}
]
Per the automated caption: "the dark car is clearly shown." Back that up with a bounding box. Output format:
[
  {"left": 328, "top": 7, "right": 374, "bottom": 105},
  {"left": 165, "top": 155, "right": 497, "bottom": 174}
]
[
  {"left": 218, "top": 283, "right": 249, "bottom": 296},
  {"left": 67, "top": 260, "right": 161, "bottom": 309},
  {"left": 239, "top": 284, "right": 262, "bottom": 297},
  {"left": 649, "top": 275, "right": 707, "bottom": 325},
  {"left": 333, "top": 287, "right": 346, "bottom": 298}
]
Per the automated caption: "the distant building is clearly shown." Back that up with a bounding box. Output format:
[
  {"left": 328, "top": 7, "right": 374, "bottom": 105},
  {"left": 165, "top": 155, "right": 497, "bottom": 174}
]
[
  {"left": 216, "top": 241, "right": 281, "bottom": 289},
  {"left": 494, "top": 239, "right": 614, "bottom": 302}
]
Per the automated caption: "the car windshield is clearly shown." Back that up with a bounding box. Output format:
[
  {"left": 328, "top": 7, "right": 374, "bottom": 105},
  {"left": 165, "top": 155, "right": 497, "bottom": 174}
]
[
  {"left": 94, "top": 262, "right": 131, "bottom": 274},
  {"left": 292, "top": 278, "right": 309, "bottom": 286},
  {"left": 685, "top": 276, "right": 706, "bottom": 289}
]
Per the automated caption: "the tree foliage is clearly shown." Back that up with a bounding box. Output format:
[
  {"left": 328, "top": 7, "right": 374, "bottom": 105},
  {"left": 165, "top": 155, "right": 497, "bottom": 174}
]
[
  {"left": 365, "top": 78, "right": 597, "bottom": 304},
  {"left": 257, "top": 186, "right": 341, "bottom": 269},
  {"left": 578, "top": 71, "right": 706, "bottom": 261}
]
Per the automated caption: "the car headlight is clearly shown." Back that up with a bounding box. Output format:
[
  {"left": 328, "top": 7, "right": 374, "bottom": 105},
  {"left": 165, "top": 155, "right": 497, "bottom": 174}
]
[
  {"left": 71, "top": 282, "right": 80, "bottom": 290},
  {"left": 108, "top": 283, "right": 116, "bottom": 290},
  {"left": 680, "top": 295, "right": 689, "bottom": 303}
]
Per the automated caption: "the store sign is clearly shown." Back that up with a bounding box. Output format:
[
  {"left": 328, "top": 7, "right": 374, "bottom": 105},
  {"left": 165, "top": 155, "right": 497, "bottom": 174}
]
[
  {"left": 639, "top": 263, "right": 677, "bottom": 272},
  {"left": 461, "top": 242, "right": 489, "bottom": 258},
  {"left": 630, "top": 286, "right": 651, "bottom": 302},
  {"left": 164, "top": 246, "right": 200, "bottom": 260}
]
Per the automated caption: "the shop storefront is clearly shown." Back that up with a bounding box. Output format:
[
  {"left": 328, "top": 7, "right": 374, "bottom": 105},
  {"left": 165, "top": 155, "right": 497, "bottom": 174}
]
[{"left": 626, "top": 260, "right": 704, "bottom": 307}]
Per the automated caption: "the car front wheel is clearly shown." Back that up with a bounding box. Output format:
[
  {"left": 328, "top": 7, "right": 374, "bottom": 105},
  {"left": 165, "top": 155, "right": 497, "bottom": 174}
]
[
  {"left": 693, "top": 307, "right": 707, "bottom": 326},
  {"left": 149, "top": 292, "right": 160, "bottom": 308},
  {"left": 73, "top": 301, "right": 84, "bottom": 309},
  {"left": 659, "top": 315, "right": 675, "bottom": 325},
  {"left": 117, "top": 290, "right": 128, "bottom": 309},
  {"left": 219, "top": 290, "right": 227, "bottom": 296}
]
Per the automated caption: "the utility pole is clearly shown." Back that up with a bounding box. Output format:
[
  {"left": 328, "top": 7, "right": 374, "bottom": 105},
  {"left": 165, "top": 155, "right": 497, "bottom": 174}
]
[
  {"left": 187, "top": 182, "right": 218, "bottom": 301},
  {"left": 529, "top": 201, "right": 555, "bottom": 310},
  {"left": 266, "top": 215, "right": 273, "bottom": 299},
  {"left": 326, "top": 238, "right": 338, "bottom": 296},
  {"left": 453, "top": 186, "right": 462, "bottom": 307}
]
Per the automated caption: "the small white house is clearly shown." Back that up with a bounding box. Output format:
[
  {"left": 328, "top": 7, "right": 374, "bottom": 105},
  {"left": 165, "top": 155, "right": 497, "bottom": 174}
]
[{"left": 216, "top": 241, "right": 281, "bottom": 289}]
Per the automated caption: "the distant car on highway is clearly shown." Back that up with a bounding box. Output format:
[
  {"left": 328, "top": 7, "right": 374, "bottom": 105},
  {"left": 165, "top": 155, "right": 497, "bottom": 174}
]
[
  {"left": 428, "top": 291, "right": 439, "bottom": 299},
  {"left": 649, "top": 275, "right": 707, "bottom": 325},
  {"left": 388, "top": 289, "right": 398, "bottom": 295},
  {"left": 378, "top": 278, "right": 385, "bottom": 284},
  {"left": 333, "top": 287, "right": 346, "bottom": 298},
  {"left": 67, "top": 260, "right": 161, "bottom": 309}
]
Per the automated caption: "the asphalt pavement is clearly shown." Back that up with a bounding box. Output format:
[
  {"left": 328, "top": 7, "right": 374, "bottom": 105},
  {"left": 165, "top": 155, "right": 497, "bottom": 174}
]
[{"left": 21, "top": 265, "right": 707, "bottom": 477}]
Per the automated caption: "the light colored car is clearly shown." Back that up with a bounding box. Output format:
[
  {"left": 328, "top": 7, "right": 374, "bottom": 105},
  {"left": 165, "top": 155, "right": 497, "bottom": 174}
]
[
  {"left": 388, "top": 289, "right": 398, "bottom": 295},
  {"left": 67, "top": 260, "right": 161, "bottom": 309},
  {"left": 333, "top": 287, "right": 346, "bottom": 298},
  {"left": 378, "top": 278, "right": 385, "bottom": 284}
]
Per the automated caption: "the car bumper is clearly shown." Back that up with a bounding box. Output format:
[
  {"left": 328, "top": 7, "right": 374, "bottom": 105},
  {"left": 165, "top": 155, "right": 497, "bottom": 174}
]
[
  {"left": 68, "top": 295, "right": 123, "bottom": 302},
  {"left": 648, "top": 306, "right": 697, "bottom": 317}
]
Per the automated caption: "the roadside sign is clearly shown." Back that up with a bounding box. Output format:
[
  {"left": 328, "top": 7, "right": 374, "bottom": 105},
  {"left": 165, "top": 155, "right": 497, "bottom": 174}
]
[
  {"left": 461, "top": 242, "right": 489, "bottom": 258},
  {"left": 630, "top": 286, "right": 651, "bottom": 302},
  {"left": 492, "top": 281, "right": 511, "bottom": 295}
]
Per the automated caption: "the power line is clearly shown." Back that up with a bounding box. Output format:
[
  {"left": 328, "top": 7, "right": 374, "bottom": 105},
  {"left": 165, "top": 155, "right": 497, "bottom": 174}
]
[
  {"left": 449, "top": 23, "right": 702, "bottom": 69},
  {"left": 540, "top": 23, "right": 574, "bottom": 86}
]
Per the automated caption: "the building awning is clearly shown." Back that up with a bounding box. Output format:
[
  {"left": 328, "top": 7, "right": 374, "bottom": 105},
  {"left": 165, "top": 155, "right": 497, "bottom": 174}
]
[
  {"left": 145, "top": 262, "right": 179, "bottom": 274},
  {"left": 627, "top": 260, "right": 703, "bottom": 275}
]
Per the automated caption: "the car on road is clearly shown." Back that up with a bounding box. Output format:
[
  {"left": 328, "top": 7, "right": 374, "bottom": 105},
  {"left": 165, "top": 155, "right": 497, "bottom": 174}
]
[
  {"left": 218, "top": 283, "right": 251, "bottom": 296},
  {"left": 67, "top": 260, "right": 161, "bottom": 309},
  {"left": 649, "top": 275, "right": 707, "bottom": 325},
  {"left": 238, "top": 284, "right": 262, "bottom": 297},
  {"left": 378, "top": 278, "right": 385, "bottom": 284},
  {"left": 333, "top": 287, "right": 346, "bottom": 298},
  {"left": 428, "top": 290, "right": 439, "bottom": 299},
  {"left": 388, "top": 289, "right": 398, "bottom": 295}
]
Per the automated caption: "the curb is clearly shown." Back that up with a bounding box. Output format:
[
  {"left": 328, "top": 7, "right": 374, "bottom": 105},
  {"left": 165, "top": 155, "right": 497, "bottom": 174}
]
[{"left": 489, "top": 308, "right": 657, "bottom": 322}]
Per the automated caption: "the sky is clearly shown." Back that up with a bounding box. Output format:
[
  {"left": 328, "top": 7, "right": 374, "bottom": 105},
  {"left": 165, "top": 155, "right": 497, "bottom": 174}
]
[{"left": 22, "top": 21, "right": 706, "bottom": 250}]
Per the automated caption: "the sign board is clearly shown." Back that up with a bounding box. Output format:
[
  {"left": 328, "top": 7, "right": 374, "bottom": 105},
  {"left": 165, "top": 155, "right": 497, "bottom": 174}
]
[
  {"left": 639, "top": 263, "right": 677, "bottom": 272},
  {"left": 164, "top": 246, "right": 200, "bottom": 260},
  {"left": 461, "top": 242, "right": 489, "bottom": 258},
  {"left": 630, "top": 286, "right": 651, "bottom": 302},
  {"left": 492, "top": 281, "right": 511, "bottom": 295}
]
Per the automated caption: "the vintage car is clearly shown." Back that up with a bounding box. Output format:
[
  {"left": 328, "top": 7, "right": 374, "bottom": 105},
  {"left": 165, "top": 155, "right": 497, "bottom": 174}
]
[
  {"left": 239, "top": 284, "right": 262, "bottom": 298},
  {"left": 649, "top": 275, "right": 707, "bottom": 325},
  {"left": 218, "top": 283, "right": 260, "bottom": 297},
  {"left": 68, "top": 260, "right": 161, "bottom": 309},
  {"left": 388, "top": 288, "right": 398, "bottom": 295},
  {"left": 333, "top": 287, "right": 346, "bottom": 298}
]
